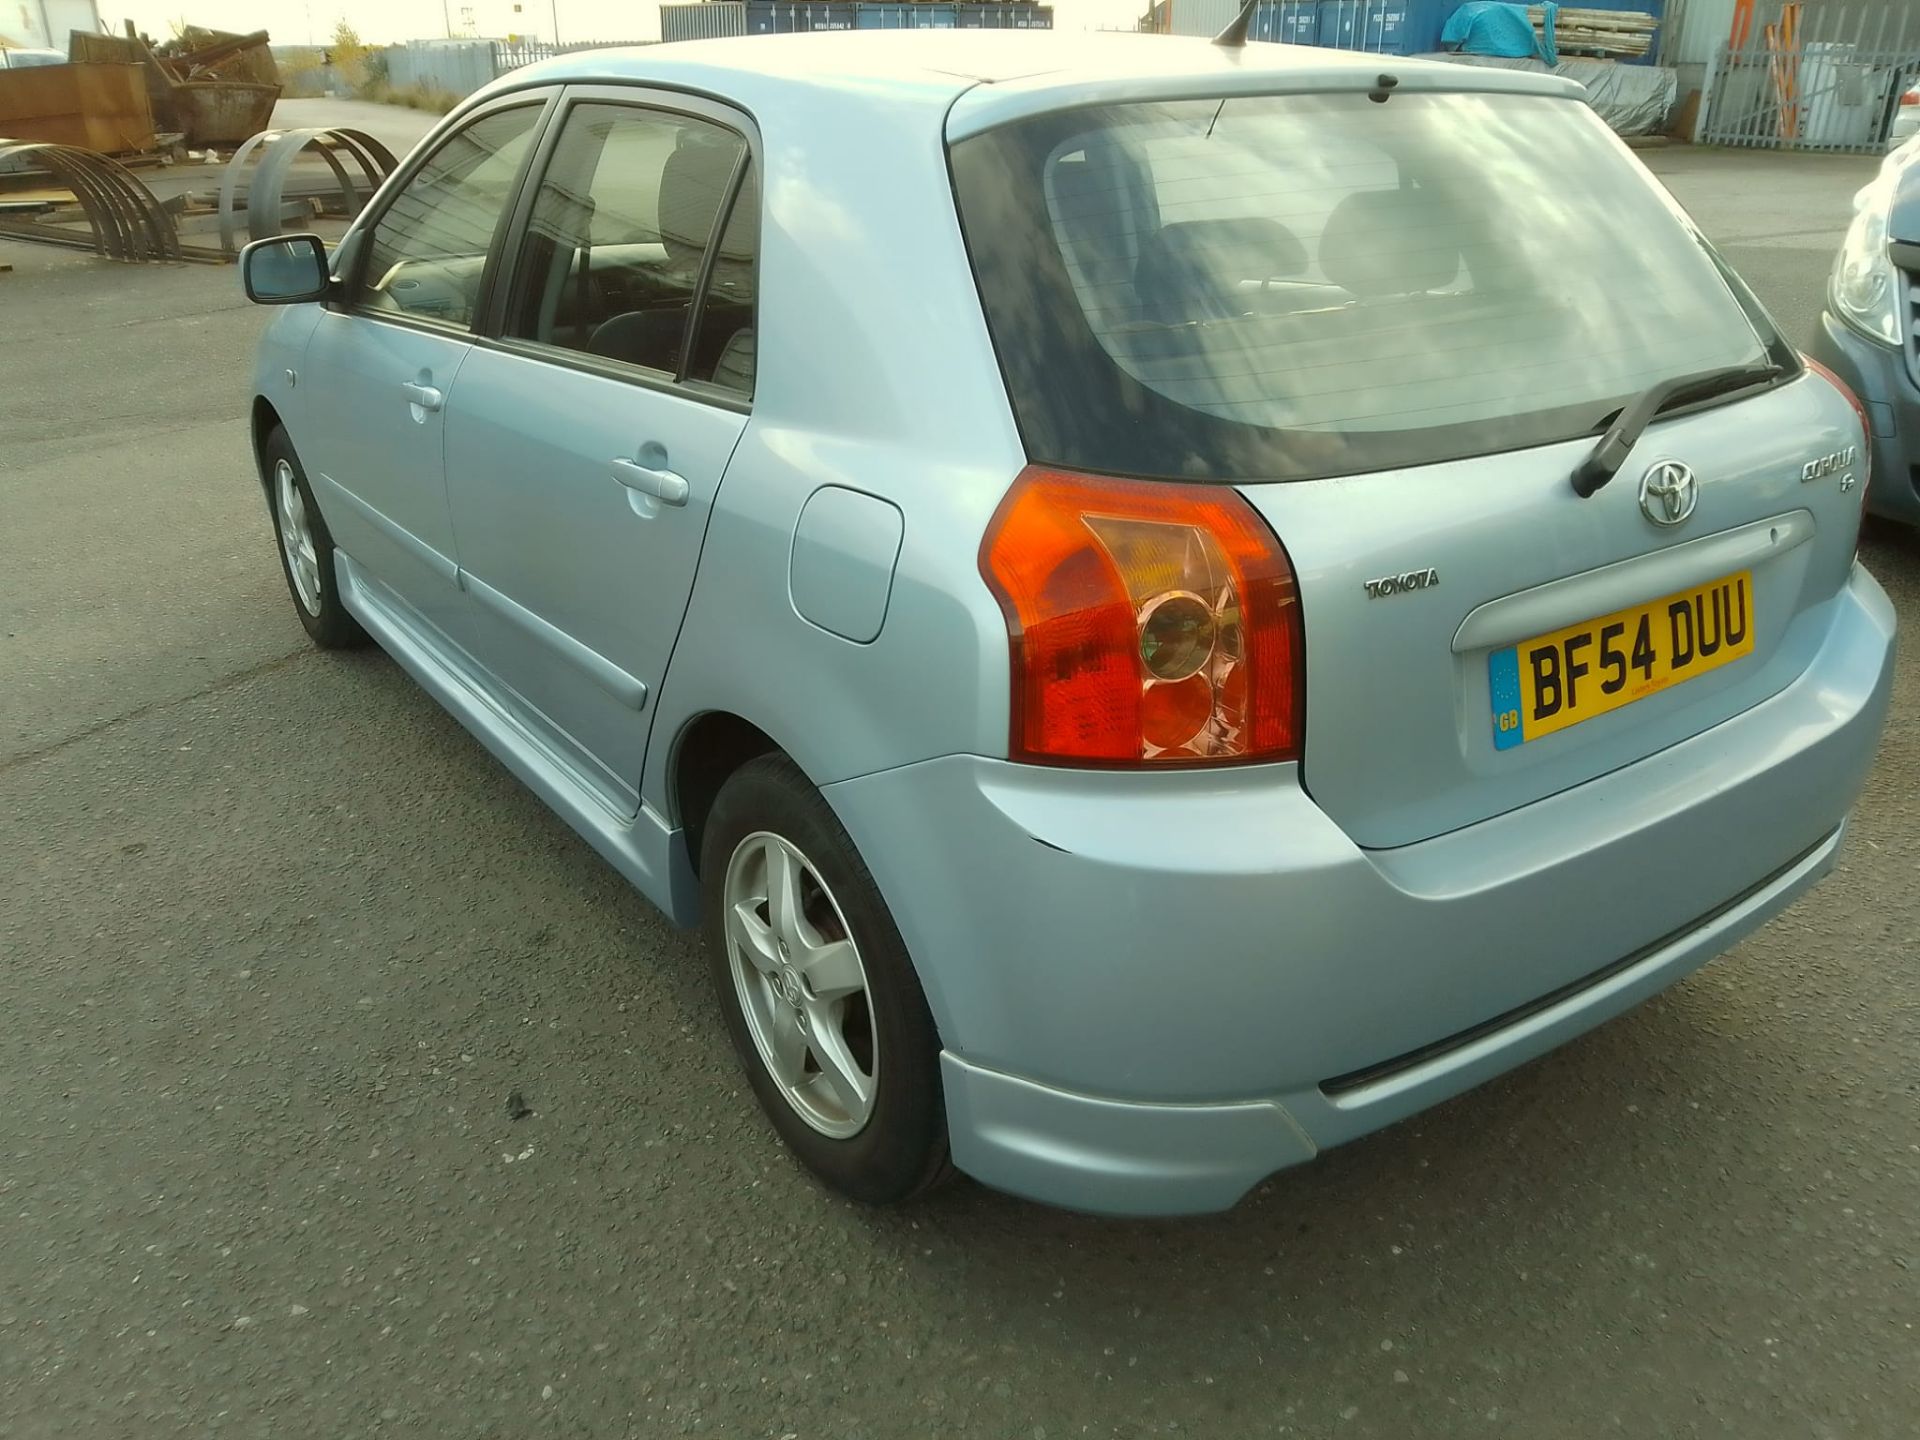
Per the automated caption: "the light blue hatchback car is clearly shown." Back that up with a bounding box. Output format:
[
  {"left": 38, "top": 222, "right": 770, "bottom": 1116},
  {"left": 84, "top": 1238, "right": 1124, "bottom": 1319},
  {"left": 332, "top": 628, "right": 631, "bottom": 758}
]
[{"left": 241, "top": 30, "right": 1894, "bottom": 1215}]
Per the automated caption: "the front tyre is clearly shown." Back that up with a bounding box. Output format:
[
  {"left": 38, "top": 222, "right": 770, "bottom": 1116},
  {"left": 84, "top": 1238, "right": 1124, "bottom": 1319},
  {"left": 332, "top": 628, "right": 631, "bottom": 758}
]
[
  {"left": 701, "top": 755, "right": 951, "bottom": 1204},
  {"left": 264, "top": 427, "right": 367, "bottom": 650}
]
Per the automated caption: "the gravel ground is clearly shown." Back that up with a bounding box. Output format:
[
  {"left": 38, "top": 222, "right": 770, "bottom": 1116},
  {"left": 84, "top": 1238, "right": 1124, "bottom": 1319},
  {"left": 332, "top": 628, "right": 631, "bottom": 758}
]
[{"left": 1, "top": 135, "right": 1915, "bottom": 1439}]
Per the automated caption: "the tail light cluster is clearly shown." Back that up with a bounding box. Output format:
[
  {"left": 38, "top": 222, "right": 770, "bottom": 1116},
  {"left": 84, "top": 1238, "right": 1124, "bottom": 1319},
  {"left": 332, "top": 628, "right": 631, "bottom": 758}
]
[
  {"left": 1802, "top": 354, "right": 1873, "bottom": 554},
  {"left": 980, "top": 466, "right": 1304, "bottom": 766}
]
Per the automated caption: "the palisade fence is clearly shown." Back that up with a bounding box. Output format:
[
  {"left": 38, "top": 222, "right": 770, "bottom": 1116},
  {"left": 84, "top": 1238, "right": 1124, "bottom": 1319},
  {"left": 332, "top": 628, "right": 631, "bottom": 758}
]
[
  {"left": 1697, "top": 3, "right": 1918, "bottom": 152},
  {"left": 386, "top": 38, "right": 651, "bottom": 97}
]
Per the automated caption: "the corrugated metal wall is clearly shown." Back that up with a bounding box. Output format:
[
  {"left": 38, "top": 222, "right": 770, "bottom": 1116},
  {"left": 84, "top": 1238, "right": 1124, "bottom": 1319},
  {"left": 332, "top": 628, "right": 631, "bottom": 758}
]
[
  {"left": 1666, "top": 0, "right": 1736, "bottom": 66},
  {"left": 662, "top": 2, "right": 751, "bottom": 41},
  {"left": 1154, "top": 0, "right": 1246, "bottom": 34}
]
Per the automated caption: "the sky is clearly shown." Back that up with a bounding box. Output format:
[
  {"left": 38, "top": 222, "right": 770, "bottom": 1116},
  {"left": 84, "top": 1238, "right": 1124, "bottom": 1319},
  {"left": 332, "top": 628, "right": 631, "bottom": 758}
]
[{"left": 105, "top": 0, "right": 1151, "bottom": 48}]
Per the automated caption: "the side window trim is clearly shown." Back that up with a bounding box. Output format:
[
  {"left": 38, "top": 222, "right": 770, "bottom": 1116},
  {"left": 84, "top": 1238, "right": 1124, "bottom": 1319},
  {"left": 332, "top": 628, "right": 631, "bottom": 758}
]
[
  {"left": 341, "top": 87, "right": 560, "bottom": 337},
  {"left": 676, "top": 147, "right": 751, "bottom": 385},
  {"left": 478, "top": 82, "right": 761, "bottom": 409}
]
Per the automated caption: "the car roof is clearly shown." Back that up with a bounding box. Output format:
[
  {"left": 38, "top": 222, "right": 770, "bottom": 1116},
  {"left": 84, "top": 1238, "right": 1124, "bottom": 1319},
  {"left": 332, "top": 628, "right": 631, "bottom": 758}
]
[{"left": 495, "top": 31, "right": 1583, "bottom": 135}]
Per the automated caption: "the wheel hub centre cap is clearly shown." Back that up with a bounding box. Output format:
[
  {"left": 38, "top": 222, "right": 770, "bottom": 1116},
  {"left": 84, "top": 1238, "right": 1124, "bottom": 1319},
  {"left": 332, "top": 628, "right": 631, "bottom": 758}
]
[{"left": 776, "top": 966, "right": 804, "bottom": 1009}]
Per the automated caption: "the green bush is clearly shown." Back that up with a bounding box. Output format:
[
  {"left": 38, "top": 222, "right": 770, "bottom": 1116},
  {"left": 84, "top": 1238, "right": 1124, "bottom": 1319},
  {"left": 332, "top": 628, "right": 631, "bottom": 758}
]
[{"left": 356, "top": 78, "right": 463, "bottom": 114}]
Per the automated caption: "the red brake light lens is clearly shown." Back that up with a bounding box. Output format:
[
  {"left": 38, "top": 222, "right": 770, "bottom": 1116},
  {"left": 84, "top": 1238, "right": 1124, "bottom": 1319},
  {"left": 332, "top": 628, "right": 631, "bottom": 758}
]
[
  {"left": 980, "top": 466, "right": 1304, "bottom": 766},
  {"left": 1802, "top": 353, "right": 1871, "bottom": 450},
  {"left": 1801, "top": 353, "right": 1873, "bottom": 553}
]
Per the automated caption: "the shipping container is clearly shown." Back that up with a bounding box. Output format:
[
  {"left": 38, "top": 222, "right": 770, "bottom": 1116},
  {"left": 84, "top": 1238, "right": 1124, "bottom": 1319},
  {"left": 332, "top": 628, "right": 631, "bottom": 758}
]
[
  {"left": 1318, "top": 0, "right": 1424, "bottom": 53},
  {"left": 666, "top": 0, "right": 1050, "bottom": 39},
  {"left": 1247, "top": 0, "right": 1320, "bottom": 45},
  {"left": 1153, "top": 0, "right": 1455, "bottom": 56},
  {"left": 745, "top": 4, "right": 860, "bottom": 34},
  {"left": 1158, "top": 0, "right": 1430, "bottom": 52}
]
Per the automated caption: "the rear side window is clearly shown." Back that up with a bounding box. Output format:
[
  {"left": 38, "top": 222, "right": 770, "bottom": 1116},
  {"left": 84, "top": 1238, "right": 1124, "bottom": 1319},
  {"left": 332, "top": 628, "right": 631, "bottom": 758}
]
[
  {"left": 951, "top": 92, "right": 1780, "bottom": 483},
  {"left": 503, "top": 101, "right": 747, "bottom": 379}
]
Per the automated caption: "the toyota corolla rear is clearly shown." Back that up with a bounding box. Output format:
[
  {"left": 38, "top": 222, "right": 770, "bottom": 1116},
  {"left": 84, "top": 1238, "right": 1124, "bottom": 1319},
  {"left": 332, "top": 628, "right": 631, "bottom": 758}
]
[{"left": 825, "top": 61, "right": 1895, "bottom": 1216}]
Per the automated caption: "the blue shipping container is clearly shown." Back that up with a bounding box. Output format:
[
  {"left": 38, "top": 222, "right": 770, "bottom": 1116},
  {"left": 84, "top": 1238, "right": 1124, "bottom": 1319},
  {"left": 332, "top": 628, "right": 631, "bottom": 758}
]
[
  {"left": 1248, "top": 0, "right": 1319, "bottom": 44},
  {"left": 849, "top": 2, "right": 1050, "bottom": 28},
  {"left": 746, "top": 3, "right": 858, "bottom": 33},
  {"left": 736, "top": 1, "right": 1054, "bottom": 36},
  {"left": 1316, "top": 0, "right": 1415, "bottom": 53},
  {"left": 1236, "top": 0, "right": 1447, "bottom": 54}
]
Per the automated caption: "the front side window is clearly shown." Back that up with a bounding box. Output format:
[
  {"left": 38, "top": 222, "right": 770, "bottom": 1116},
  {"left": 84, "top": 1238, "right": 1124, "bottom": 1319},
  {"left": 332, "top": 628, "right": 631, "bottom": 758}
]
[
  {"left": 357, "top": 104, "right": 544, "bottom": 329},
  {"left": 952, "top": 92, "right": 1783, "bottom": 483},
  {"left": 503, "top": 101, "right": 750, "bottom": 381}
]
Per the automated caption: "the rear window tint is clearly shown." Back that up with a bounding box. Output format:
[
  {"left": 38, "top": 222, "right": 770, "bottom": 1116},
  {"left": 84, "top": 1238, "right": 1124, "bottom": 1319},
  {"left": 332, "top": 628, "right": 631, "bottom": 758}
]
[{"left": 951, "top": 92, "right": 1780, "bottom": 483}]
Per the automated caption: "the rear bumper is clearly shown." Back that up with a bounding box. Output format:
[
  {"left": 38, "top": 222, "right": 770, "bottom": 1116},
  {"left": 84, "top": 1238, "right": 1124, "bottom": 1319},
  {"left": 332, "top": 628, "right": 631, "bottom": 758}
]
[
  {"left": 942, "top": 824, "right": 1843, "bottom": 1216},
  {"left": 1806, "top": 309, "right": 1920, "bottom": 524},
  {"left": 825, "top": 566, "right": 1894, "bottom": 1216}
]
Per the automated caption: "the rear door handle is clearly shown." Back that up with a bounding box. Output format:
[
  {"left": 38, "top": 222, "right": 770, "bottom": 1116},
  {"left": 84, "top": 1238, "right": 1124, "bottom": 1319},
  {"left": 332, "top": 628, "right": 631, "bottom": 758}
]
[
  {"left": 401, "top": 381, "right": 443, "bottom": 412},
  {"left": 611, "top": 457, "right": 689, "bottom": 507}
]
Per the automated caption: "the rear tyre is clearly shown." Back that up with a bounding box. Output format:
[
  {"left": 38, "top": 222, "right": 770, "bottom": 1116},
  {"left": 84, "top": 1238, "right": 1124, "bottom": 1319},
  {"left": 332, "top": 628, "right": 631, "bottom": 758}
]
[
  {"left": 264, "top": 427, "right": 367, "bottom": 650},
  {"left": 701, "top": 754, "right": 952, "bottom": 1205}
]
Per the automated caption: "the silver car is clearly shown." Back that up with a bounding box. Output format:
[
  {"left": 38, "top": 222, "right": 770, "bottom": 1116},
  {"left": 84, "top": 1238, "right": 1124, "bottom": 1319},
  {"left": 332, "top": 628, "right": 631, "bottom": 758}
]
[
  {"left": 241, "top": 32, "right": 1894, "bottom": 1216},
  {"left": 1809, "top": 128, "right": 1920, "bottom": 529}
]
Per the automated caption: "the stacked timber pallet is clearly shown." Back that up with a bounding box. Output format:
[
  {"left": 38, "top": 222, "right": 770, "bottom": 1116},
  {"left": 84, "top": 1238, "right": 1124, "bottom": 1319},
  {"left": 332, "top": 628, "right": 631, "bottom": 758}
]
[{"left": 1531, "top": 6, "right": 1656, "bottom": 59}]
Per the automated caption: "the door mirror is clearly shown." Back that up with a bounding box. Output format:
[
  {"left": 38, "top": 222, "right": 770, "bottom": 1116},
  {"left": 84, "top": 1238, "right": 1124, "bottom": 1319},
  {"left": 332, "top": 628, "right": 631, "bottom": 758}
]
[{"left": 241, "top": 234, "right": 332, "bottom": 305}]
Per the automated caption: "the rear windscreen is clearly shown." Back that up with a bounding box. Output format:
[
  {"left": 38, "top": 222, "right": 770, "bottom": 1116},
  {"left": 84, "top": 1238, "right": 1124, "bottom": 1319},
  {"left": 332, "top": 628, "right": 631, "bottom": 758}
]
[{"left": 950, "top": 92, "right": 1780, "bottom": 483}]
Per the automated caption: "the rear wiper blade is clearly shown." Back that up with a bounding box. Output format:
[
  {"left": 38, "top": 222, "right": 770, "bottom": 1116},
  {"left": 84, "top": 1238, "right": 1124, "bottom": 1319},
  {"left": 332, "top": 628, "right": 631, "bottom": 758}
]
[{"left": 1570, "top": 363, "right": 1784, "bottom": 498}]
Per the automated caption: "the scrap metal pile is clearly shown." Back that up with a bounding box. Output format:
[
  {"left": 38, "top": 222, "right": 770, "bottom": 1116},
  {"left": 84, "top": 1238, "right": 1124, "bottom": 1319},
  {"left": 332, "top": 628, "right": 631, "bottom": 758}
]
[
  {"left": 0, "top": 127, "right": 394, "bottom": 264},
  {"left": 0, "top": 24, "right": 396, "bottom": 265},
  {"left": 68, "top": 25, "right": 282, "bottom": 150}
]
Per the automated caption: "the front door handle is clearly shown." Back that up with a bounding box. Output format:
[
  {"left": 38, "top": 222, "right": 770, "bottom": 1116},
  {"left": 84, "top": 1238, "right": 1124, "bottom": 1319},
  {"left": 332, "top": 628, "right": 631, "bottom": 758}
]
[
  {"left": 401, "top": 381, "right": 443, "bottom": 412},
  {"left": 611, "top": 457, "right": 689, "bottom": 507}
]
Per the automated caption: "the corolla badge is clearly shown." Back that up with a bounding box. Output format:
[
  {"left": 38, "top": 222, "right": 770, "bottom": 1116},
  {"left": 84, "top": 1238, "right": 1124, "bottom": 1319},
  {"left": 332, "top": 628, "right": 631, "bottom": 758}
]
[{"left": 1803, "top": 445, "right": 1859, "bottom": 492}]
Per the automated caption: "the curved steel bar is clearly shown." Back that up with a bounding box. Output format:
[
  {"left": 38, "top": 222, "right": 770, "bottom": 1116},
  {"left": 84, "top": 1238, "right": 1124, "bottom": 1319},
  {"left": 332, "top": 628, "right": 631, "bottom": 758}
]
[
  {"left": 79, "top": 146, "right": 172, "bottom": 260},
  {"left": 0, "top": 141, "right": 180, "bottom": 261},
  {"left": 323, "top": 128, "right": 399, "bottom": 178},
  {"left": 216, "top": 126, "right": 400, "bottom": 254},
  {"left": 70, "top": 146, "right": 175, "bottom": 261},
  {"left": 216, "top": 126, "right": 283, "bottom": 256},
  {"left": 264, "top": 139, "right": 362, "bottom": 242}
]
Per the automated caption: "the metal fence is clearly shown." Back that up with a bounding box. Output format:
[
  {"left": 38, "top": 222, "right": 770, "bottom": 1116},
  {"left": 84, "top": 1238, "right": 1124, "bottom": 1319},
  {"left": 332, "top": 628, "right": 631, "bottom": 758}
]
[
  {"left": 491, "top": 38, "right": 648, "bottom": 70},
  {"left": 1697, "top": 4, "right": 1919, "bottom": 151},
  {"left": 385, "top": 38, "right": 650, "bottom": 98}
]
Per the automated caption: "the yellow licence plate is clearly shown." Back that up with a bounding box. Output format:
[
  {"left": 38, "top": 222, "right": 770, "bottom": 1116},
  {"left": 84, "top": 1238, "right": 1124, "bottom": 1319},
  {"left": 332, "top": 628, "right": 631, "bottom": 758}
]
[{"left": 1490, "top": 570, "right": 1754, "bottom": 749}]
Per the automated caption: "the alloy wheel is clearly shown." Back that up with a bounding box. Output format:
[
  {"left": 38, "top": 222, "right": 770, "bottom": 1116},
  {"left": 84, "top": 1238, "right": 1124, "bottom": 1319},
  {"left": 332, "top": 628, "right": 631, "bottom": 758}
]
[
  {"left": 722, "top": 831, "right": 879, "bottom": 1139},
  {"left": 274, "top": 457, "right": 322, "bottom": 617}
]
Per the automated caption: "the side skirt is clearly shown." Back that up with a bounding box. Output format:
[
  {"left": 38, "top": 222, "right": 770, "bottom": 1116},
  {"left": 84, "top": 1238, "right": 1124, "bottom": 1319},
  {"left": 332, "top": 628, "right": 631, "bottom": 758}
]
[{"left": 335, "top": 550, "right": 700, "bottom": 927}]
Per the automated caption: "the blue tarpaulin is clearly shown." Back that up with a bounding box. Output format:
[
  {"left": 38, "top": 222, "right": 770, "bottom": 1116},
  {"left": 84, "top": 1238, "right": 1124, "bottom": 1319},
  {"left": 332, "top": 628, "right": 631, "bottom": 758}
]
[{"left": 1442, "top": 1, "right": 1557, "bottom": 66}]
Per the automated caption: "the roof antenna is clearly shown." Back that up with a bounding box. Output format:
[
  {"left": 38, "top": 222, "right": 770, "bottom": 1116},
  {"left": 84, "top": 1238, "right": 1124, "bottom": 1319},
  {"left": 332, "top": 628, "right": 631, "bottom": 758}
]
[{"left": 1213, "top": 0, "right": 1258, "bottom": 47}]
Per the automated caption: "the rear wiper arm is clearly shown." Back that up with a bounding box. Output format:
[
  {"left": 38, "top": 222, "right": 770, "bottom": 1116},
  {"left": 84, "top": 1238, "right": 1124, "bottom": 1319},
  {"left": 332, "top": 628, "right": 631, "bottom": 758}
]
[{"left": 1570, "top": 363, "right": 1784, "bottom": 498}]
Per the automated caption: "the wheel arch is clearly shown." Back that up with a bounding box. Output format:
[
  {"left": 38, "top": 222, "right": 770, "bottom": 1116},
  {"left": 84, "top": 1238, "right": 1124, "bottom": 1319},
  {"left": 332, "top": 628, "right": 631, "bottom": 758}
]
[
  {"left": 670, "top": 710, "right": 783, "bottom": 875},
  {"left": 250, "top": 396, "right": 284, "bottom": 495}
]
